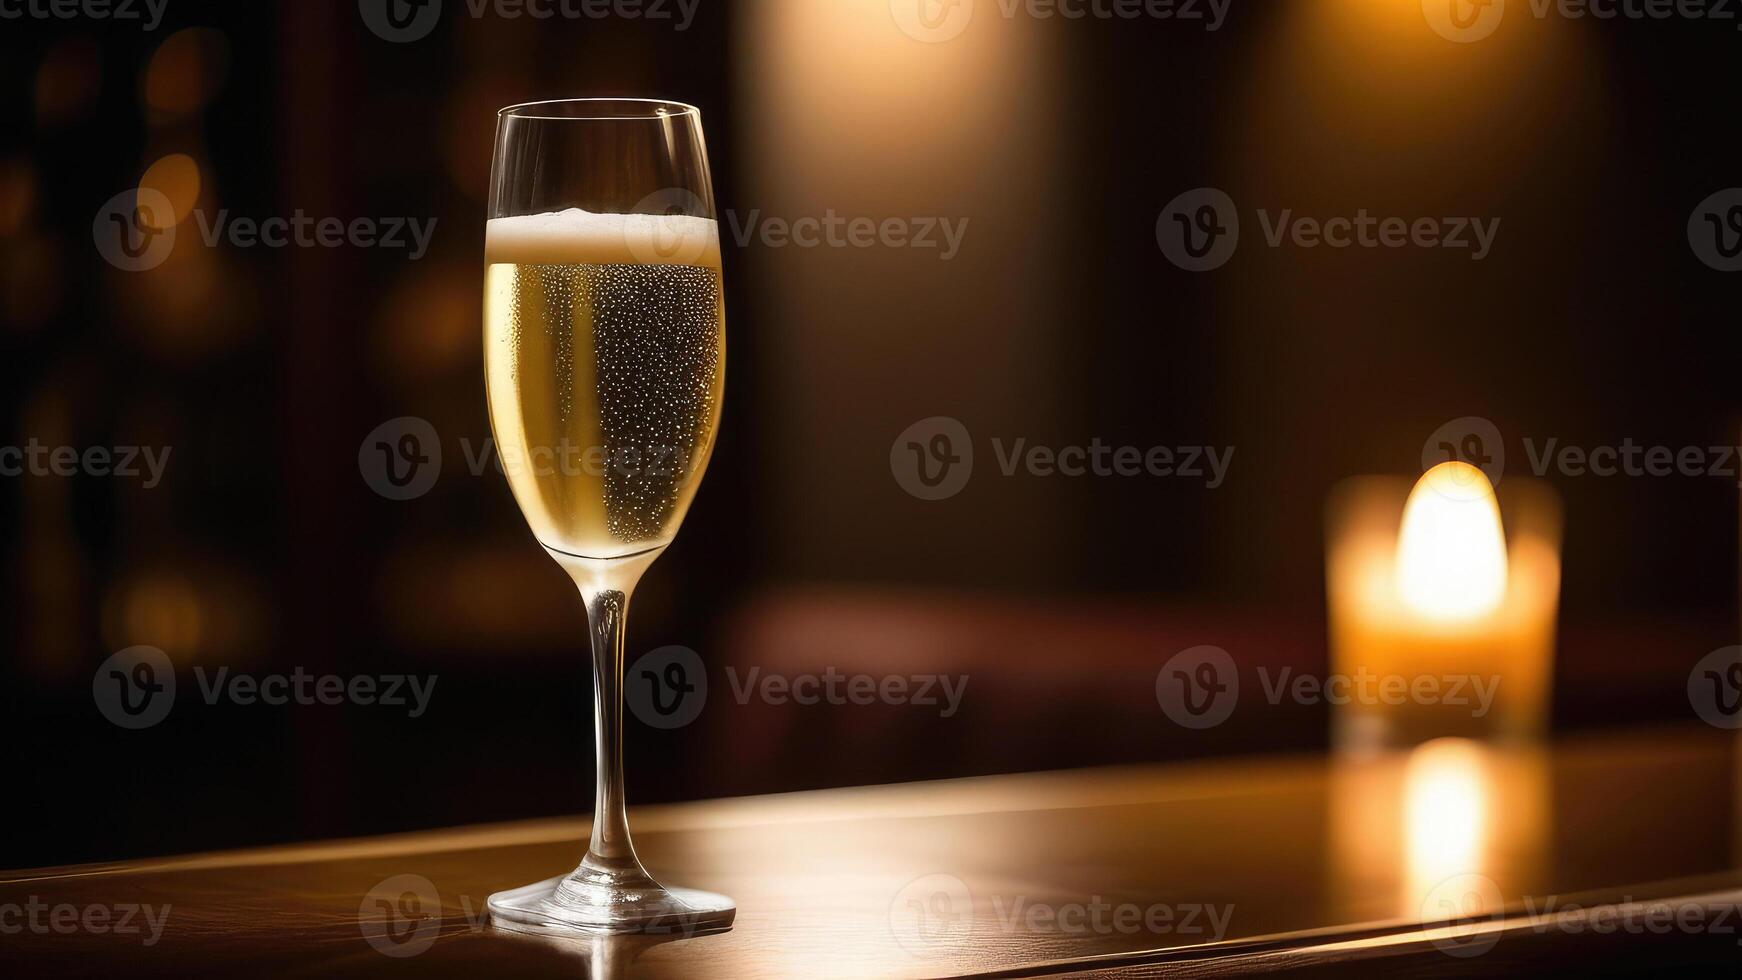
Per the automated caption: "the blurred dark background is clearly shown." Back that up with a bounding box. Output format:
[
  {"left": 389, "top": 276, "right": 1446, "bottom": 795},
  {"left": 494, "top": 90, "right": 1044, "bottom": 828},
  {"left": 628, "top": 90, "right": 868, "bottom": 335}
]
[{"left": 3, "top": 0, "right": 1739, "bottom": 868}]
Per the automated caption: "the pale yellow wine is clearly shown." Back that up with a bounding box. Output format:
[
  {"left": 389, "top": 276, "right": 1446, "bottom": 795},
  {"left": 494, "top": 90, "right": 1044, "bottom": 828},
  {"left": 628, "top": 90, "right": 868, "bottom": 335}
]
[{"left": 484, "top": 209, "right": 724, "bottom": 558}]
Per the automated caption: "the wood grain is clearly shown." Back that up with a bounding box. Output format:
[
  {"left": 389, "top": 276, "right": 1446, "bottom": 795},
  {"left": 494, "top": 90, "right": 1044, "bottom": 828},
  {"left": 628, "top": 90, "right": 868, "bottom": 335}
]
[{"left": 3, "top": 725, "right": 1738, "bottom": 977}]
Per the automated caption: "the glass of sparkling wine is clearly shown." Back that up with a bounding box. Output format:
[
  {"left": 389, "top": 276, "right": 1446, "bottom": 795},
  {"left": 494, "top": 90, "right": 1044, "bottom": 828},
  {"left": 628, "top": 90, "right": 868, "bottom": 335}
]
[{"left": 482, "top": 98, "right": 732, "bottom": 935}]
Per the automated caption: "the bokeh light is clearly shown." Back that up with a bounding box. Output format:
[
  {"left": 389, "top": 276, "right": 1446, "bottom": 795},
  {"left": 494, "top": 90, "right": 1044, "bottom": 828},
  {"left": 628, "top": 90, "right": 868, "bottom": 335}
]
[{"left": 144, "top": 29, "right": 232, "bottom": 119}]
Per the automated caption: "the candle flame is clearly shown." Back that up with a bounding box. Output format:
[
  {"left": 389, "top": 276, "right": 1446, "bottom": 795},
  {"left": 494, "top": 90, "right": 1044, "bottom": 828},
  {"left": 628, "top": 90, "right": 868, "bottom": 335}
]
[{"left": 1395, "top": 462, "right": 1508, "bottom": 621}]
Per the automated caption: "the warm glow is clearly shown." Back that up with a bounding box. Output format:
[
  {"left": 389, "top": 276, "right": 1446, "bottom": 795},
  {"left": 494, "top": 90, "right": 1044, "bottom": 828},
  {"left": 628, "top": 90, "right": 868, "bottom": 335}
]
[
  {"left": 1404, "top": 738, "right": 1489, "bottom": 911},
  {"left": 1395, "top": 462, "right": 1508, "bottom": 621},
  {"left": 374, "top": 266, "right": 475, "bottom": 379},
  {"left": 0, "top": 160, "right": 34, "bottom": 236},
  {"left": 144, "top": 29, "right": 229, "bottom": 117},
  {"left": 138, "top": 153, "right": 202, "bottom": 228},
  {"left": 104, "top": 572, "right": 205, "bottom": 654}
]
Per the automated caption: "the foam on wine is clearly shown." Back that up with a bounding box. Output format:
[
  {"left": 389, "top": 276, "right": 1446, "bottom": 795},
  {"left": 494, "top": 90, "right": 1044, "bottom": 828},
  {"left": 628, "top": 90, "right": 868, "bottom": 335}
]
[{"left": 486, "top": 207, "right": 721, "bottom": 268}]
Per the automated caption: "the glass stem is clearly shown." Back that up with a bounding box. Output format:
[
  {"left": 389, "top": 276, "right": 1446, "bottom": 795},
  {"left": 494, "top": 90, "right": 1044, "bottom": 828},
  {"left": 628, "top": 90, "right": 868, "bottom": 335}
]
[
  {"left": 581, "top": 584, "right": 646, "bottom": 879},
  {"left": 547, "top": 546, "right": 665, "bottom": 901}
]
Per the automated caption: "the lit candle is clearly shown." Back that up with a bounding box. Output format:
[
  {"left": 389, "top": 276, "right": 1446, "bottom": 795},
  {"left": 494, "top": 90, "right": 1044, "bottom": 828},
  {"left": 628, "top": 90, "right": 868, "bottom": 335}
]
[{"left": 1326, "top": 464, "right": 1561, "bottom": 752}]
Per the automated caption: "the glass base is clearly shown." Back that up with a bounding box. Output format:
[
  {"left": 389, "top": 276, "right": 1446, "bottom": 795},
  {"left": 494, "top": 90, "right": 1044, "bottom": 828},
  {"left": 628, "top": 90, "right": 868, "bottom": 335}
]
[{"left": 488, "top": 873, "right": 735, "bottom": 937}]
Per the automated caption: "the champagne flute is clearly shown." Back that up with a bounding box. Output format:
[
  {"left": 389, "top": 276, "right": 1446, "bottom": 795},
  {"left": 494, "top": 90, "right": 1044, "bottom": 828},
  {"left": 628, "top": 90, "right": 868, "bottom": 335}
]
[{"left": 482, "top": 98, "right": 732, "bottom": 935}]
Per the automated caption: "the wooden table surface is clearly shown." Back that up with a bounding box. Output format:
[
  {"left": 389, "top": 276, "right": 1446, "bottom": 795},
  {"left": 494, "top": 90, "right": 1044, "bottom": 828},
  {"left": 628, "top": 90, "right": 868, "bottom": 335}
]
[{"left": 5, "top": 725, "right": 1741, "bottom": 977}]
